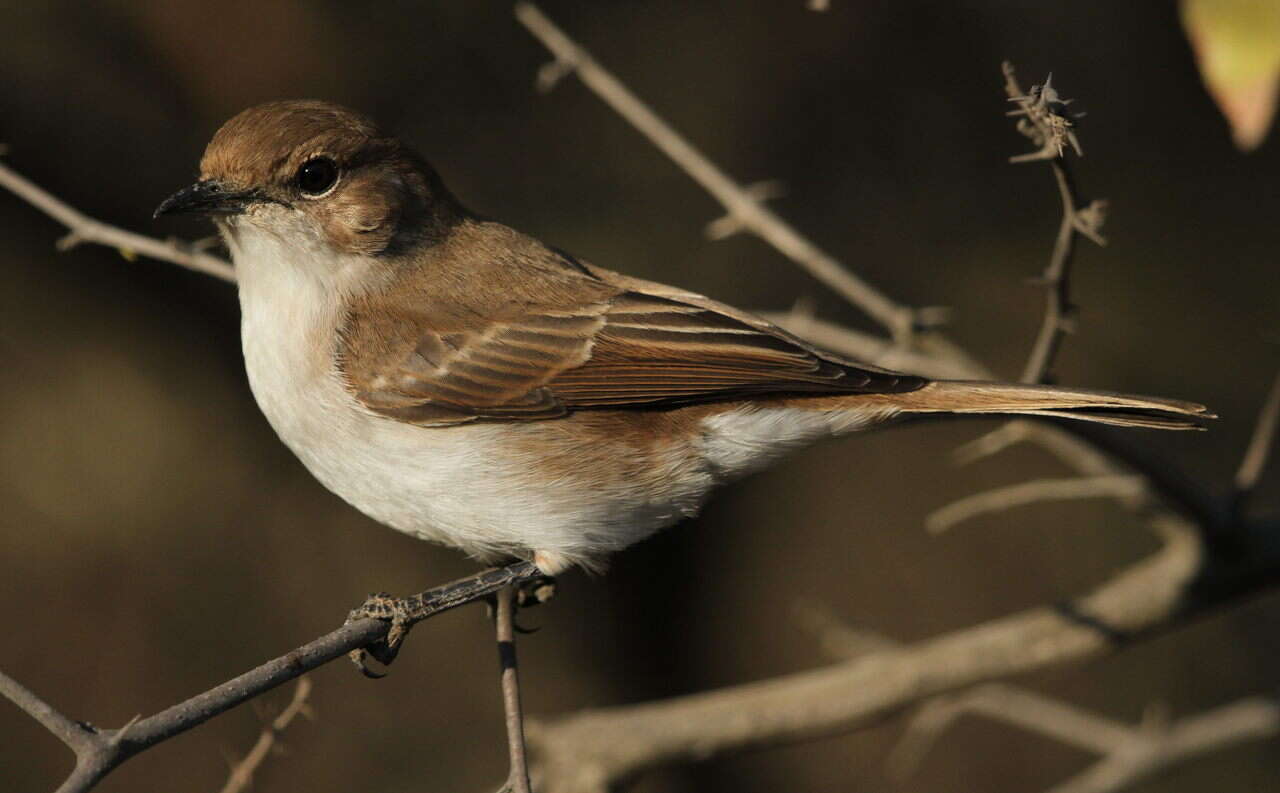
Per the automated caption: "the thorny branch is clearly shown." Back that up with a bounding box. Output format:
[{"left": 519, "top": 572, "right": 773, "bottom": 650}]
[
  {"left": 0, "top": 7, "right": 1275, "bottom": 793},
  {"left": 1002, "top": 63, "right": 1108, "bottom": 385}
]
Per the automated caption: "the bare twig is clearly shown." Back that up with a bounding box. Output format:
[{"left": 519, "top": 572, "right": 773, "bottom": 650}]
[
  {"left": 218, "top": 678, "right": 313, "bottom": 793},
  {"left": 1233, "top": 370, "right": 1280, "bottom": 516},
  {"left": 925, "top": 475, "right": 1146, "bottom": 534},
  {"left": 792, "top": 600, "right": 897, "bottom": 661},
  {"left": 889, "top": 682, "right": 1279, "bottom": 793},
  {"left": 0, "top": 158, "right": 234, "bottom": 281},
  {"left": 514, "top": 1, "right": 922, "bottom": 343},
  {"left": 1, "top": 562, "right": 541, "bottom": 793},
  {"left": 1043, "top": 697, "right": 1279, "bottom": 793},
  {"left": 889, "top": 684, "right": 1133, "bottom": 780},
  {"left": 496, "top": 586, "right": 533, "bottom": 793},
  {"left": 760, "top": 309, "right": 973, "bottom": 380},
  {"left": 1002, "top": 63, "right": 1107, "bottom": 384}
]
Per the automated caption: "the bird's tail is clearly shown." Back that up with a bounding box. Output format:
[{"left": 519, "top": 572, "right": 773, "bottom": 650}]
[{"left": 885, "top": 380, "right": 1213, "bottom": 430}]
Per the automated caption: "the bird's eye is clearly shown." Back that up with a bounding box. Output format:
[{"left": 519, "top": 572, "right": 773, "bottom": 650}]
[{"left": 296, "top": 157, "right": 339, "bottom": 196}]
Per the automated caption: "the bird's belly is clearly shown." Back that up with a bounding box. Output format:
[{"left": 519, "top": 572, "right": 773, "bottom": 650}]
[{"left": 242, "top": 333, "right": 719, "bottom": 566}]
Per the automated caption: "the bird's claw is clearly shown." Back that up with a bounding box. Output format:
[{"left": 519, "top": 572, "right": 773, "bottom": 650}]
[{"left": 345, "top": 592, "right": 414, "bottom": 678}]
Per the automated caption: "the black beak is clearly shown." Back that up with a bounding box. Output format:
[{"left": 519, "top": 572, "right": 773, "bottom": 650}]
[{"left": 153, "top": 180, "right": 261, "bottom": 219}]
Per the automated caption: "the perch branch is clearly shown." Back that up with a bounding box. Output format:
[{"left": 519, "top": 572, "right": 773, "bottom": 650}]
[
  {"left": 0, "top": 562, "right": 541, "bottom": 793},
  {"left": 0, "top": 158, "right": 234, "bottom": 282}
]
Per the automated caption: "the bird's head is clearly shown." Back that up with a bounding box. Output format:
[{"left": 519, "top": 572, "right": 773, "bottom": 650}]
[{"left": 155, "top": 100, "right": 462, "bottom": 258}]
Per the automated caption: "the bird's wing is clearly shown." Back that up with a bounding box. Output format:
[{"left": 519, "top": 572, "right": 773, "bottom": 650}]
[{"left": 339, "top": 277, "right": 924, "bottom": 427}]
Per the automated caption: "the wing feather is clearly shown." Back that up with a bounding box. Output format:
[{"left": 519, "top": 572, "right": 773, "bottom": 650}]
[{"left": 341, "top": 286, "right": 922, "bottom": 426}]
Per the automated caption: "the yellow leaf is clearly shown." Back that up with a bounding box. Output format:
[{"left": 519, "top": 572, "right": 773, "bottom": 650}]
[{"left": 1181, "top": 0, "right": 1280, "bottom": 150}]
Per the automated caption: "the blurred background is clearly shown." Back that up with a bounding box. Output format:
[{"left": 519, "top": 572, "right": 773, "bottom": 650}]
[{"left": 1, "top": 2, "right": 1277, "bottom": 791}]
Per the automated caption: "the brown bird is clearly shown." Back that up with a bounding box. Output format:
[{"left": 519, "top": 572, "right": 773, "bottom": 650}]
[{"left": 155, "top": 100, "right": 1210, "bottom": 575}]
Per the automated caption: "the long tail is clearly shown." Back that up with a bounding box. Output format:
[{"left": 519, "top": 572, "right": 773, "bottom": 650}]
[{"left": 885, "top": 380, "right": 1214, "bottom": 430}]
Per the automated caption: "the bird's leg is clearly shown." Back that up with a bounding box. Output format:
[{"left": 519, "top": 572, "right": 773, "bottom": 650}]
[
  {"left": 495, "top": 584, "right": 533, "bottom": 793},
  {"left": 344, "top": 561, "right": 543, "bottom": 678}
]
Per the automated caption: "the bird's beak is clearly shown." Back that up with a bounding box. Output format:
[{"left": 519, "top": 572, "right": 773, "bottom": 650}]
[{"left": 153, "top": 180, "right": 262, "bottom": 219}]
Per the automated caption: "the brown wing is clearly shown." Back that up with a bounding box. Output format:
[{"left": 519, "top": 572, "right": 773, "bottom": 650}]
[
  {"left": 547, "top": 292, "right": 922, "bottom": 406},
  {"left": 341, "top": 288, "right": 924, "bottom": 427}
]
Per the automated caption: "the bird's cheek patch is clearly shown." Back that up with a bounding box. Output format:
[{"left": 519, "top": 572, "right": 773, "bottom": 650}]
[{"left": 323, "top": 186, "right": 397, "bottom": 256}]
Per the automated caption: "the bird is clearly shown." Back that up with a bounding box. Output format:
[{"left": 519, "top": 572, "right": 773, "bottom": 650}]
[{"left": 155, "top": 100, "right": 1210, "bottom": 577}]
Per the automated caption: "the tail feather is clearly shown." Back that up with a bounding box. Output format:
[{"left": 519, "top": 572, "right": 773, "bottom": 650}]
[{"left": 889, "top": 381, "right": 1213, "bottom": 430}]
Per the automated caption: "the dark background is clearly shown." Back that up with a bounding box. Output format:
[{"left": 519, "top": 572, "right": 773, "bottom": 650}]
[{"left": 1, "top": 2, "right": 1277, "bottom": 791}]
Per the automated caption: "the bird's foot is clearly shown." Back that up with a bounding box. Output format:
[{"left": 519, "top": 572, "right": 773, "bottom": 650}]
[
  {"left": 345, "top": 592, "right": 416, "bottom": 678},
  {"left": 342, "top": 560, "right": 546, "bottom": 678},
  {"left": 483, "top": 575, "right": 556, "bottom": 633}
]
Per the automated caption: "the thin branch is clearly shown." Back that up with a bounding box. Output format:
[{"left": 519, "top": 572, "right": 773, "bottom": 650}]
[
  {"left": 1233, "top": 369, "right": 1280, "bottom": 516},
  {"left": 889, "top": 684, "right": 1133, "bottom": 780},
  {"left": 925, "top": 475, "right": 1146, "bottom": 534},
  {"left": 1002, "top": 63, "right": 1107, "bottom": 385},
  {"left": 0, "top": 158, "right": 235, "bottom": 282},
  {"left": 1043, "top": 697, "right": 1280, "bottom": 793},
  {"left": 888, "top": 684, "right": 1280, "bottom": 793},
  {"left": 218, "top": 678, "right": 313, "bottom": 793},
  {"left": 760, "top": 308, "right": 972, "bottom": 380},
  {"left": 496, "top": 586, "right": 533, "bottom": 793},
  {"left": 514, "top": 1, "right": 921, "bottom": 343},
  {"left": 1, "top": 562, "right": 541, "bottom": 793},
  {"left": 0, "top": 669, "right": 99, "bottom": 755}
]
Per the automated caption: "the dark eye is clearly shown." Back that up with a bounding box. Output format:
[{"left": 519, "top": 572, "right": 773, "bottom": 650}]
[{"left": 296, "top": 157, "right": 339, "bottom": 196}]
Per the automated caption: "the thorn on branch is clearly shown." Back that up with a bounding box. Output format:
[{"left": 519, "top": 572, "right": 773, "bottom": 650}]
[
  {"left": 705, "top": 180, "right": 786, "bottom": 240},
  {"left": 56, "top": 230, "right": 85, "bottom": 252},
  {"left": 535, "top": 57, "right": 577, "bottom": 93},
  {"left": 1074, "top": 199, "right": 1109, "bottom": 246},
  {"left": 1004, "top": 65, "right": 1085, "bottom": 162}
]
